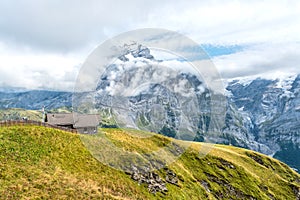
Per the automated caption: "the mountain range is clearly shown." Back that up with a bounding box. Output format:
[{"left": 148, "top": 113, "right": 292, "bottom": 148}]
[
  {"left": 0, "top": 44, "right": 299, "bottom": 172},
  {"left": 225, "top": 74, "right": 300, "bottom": 172}
]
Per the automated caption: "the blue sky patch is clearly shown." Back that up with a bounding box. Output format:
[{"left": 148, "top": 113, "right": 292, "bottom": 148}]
[{"left": 201, "top": 44, "right": 244, "bottom": 57}]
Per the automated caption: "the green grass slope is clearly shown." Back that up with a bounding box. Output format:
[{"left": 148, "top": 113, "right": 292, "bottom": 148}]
[
  {"left": 0, "top": 125, "right": 299, "bottom": 199},
  {"left": 0, "top": 108, "right": 42, "bottom": 121}
]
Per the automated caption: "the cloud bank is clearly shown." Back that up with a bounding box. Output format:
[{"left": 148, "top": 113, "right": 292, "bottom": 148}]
[{"left": 0, "top": 0, "right": 299, "bottom": 90}]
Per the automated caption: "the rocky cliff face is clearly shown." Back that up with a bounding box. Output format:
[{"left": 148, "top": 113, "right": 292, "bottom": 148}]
[
  {"left": 93, "top": 43, "right": 300, "bottom": 171},
  {"left": 226, "top": 75, "right": 300, "bottom": 171},
  {"left": 93, "top": 43, "right": 223, "bottom": 141}
]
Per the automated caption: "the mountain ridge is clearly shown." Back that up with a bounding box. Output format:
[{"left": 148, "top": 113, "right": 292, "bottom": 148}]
[
  {"left": 0, "top": 125, "right": 299, "bottom": 199},
  {"left": 0, "top": 45, "right": 299, "bottom": 172}
]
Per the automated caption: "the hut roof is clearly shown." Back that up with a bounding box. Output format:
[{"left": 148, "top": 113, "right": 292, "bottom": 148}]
[{"left": 46, "top": 113, "right": 100, "bottom": 128}]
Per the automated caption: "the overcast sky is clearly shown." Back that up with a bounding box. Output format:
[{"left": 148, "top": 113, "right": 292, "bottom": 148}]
[{"left": 0, "top": 0, "right": 300, "bottom": 91}]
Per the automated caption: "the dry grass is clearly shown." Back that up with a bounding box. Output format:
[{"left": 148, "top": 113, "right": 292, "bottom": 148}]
[
  {"left": 0, "top": 125, "right": 299, "bottom": 199},
  {"left": 0, "top": 108, "right": 42, "bottom": 121}
]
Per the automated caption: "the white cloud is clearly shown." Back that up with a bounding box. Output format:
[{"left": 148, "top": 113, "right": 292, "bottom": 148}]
[
  {"left": 0, "top": 0, "right": 300, "bottom": 90},
  {"left": 1, "top": 0, "right": 299, "bottom": 49},
  {"left": 142, "top": 0, "right": 300, "bottom": 45},
  {"left": 213, "top": 42, "right": 300, "bottom": 79},
  {"left": 0, "top": 43, "right": 82, "bottom": 91}
]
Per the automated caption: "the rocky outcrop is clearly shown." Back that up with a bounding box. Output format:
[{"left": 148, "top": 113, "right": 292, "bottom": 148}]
[
  {"left": 165, "top": 169, "right": 179, "bottom": 186},
  {"left": 226, "top": 76, "right": 300, "bottom": 171},
  {"left": 126, "top": 165, "right": 179, "bottom": 194}
]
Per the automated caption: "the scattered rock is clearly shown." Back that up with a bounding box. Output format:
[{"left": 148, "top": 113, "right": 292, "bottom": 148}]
[
  {"left": 291, "top": 185, "right": 300, "bottom": 200},
  {"left": 168, "top": 142, "right": 184, "bottom": 156},
  {"left": 131, "top": 171, "right": 140, "bottom": 181},
  {"left": 127, "top": 165, "right": 182, "bottom": 194},
  {"left": 219, "top": 158, "right": 236, "bottom": 169},
  {"left": 200, "top": 180, "right": 210, "bottom": 193},
  {"left": 128, "top": 165, "right": 175, "bottom": 194},
  {"left": 248, "top": 153, "right": 264, "bottom": 165},
  {"left": 259, "top": 184, "right": 268, "bottom": 192},
  {"left": 148, "top": 182, "right": 168, "bottom": 194},
  {"left": 166, "top": 169, "right": 179, "bottom": 186},
  {"left": 268, "top": 193, "right": 275, "bottom": 200},
  {"left": 205, "top": 172, "right": 256, "bottom": 199}
]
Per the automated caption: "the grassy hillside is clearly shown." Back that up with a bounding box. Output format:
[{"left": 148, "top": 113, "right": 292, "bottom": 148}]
[
  {"left": 0, "top": 108, "right": 42, "bottom": 121},
  {"left": 0, "top": 107, "right": 72, "bottom": 122},
  {"left": 0, "top": 125, "right": 299, "bottom": 199}
]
